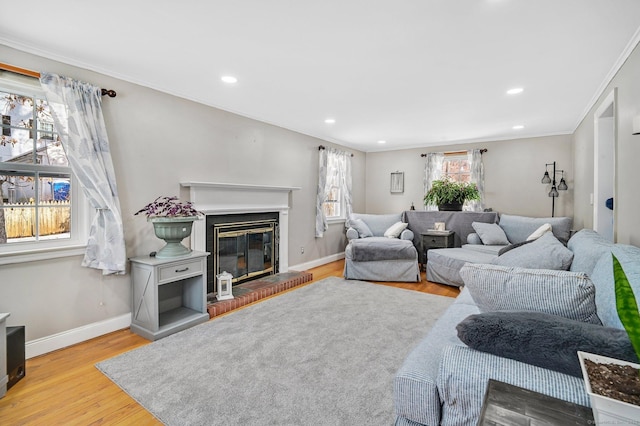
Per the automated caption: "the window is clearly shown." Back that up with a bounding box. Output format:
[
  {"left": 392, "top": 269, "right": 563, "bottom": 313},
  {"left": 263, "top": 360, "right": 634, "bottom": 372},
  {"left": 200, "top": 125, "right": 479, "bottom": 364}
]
[
  {"left": 323, "top": 185, "right": 342, "bottom": 219},
  {"left": 321, "top": 152, "right": 346, "bottom": 221},
  {"left": 441, "top": 154, "right": 471, "bottom": 183},
  {"left": 0, "top": 76, "right": 87, "bottom": 262}
]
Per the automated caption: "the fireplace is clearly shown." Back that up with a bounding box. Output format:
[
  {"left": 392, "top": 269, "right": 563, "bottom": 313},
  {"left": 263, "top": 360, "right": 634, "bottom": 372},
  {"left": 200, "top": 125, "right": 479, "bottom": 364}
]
[
  {"left": 205, "top": 212, "right": 279, "bottom": 293},
  {"left": 180, "top": 181, "right": 300, "bottom": 293}
]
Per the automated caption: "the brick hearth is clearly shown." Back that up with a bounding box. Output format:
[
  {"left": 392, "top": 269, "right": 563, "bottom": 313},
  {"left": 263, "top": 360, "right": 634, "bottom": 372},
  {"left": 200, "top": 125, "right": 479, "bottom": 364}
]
[{"left": 206, "top": 271, "right": 313, "bottom": 318}]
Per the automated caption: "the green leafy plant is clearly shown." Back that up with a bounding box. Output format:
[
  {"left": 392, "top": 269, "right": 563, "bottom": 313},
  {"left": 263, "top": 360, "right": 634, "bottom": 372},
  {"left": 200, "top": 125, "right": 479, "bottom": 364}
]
[
  {"left": 614, "top": 253, "right": 640, "bottom": 366},
  {"left": 423, "top": 178, "right": 480, "bottom": 206}
]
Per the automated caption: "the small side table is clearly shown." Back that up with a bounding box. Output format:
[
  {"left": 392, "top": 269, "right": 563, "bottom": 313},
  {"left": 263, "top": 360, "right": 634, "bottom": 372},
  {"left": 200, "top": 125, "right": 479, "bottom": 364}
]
[
  {"left": 130, "top": 251, "right": 210, "bottom": 341},
  {"left": 420, "top": 230, "right": 455, "bottom": 266},
  {"left": 479, "top": 379, "right": 594, "bottom": 425}
]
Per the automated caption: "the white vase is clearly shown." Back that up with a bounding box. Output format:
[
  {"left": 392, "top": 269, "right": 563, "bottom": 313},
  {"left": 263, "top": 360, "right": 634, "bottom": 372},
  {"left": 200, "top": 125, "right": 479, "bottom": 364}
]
[
  {"left": 578, "top": 351, "right": 640, "bottom": 426},
  {"left": 149, "top": 217, "right": 199, "bottom": 258}
]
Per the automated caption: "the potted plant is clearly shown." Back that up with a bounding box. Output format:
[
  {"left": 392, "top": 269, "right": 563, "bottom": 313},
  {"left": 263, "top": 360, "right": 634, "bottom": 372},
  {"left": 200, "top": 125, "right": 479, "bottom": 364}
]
[
  {"left": 423, "top": 178, "right": 480, "bottom": 211},
  {"left": 135, "top": 196, "right": 203, "bottom": 258},
  {"left": 578, "top": 253, "right": 640, "bottom": 425}
]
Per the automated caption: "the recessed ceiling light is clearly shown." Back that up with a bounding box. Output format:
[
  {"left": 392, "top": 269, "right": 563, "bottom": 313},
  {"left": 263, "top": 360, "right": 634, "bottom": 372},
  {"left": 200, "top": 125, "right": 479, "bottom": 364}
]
[
  {"left": 221, "top": 75, "right": 238, "bottom": 84},
  {"left": 513, "top": 125, "right": 525, "bottom": 130},
  {"left": 378, "top": 140, "right": 386, "bottom": 144},
  {"left": 507, "top": 87, "right": 524, "bottom": 95},
  {"left": 324, "top": 118, "right": 336, "bottom": 124}
]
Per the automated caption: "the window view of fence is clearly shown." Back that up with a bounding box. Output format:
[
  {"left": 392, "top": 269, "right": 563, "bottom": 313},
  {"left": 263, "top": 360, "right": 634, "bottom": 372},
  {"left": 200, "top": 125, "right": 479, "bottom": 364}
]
[{"left": 2, "top": 200, "right": 70, "bottom": 240}]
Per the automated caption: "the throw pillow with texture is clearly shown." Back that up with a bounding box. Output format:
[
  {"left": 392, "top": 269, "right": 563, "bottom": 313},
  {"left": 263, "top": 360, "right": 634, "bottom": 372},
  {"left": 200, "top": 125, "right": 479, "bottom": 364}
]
[
  {"left": 471, "top": 222, "right": 510, "bottom": 245},
  {"left": 349, "top": 218, "right": 373, "bottom": 238},
  {"left": 456, "top": 311, "right": 638, "bottom": 378},
  {"left": 492, "top": 232, "right": 574, "bottom": 270},
  {"left": 383, "top": 221, "right": 408, "bottom": 238},
  {"left": 526, "top": 223, "right": 552, "bottom": 241},
  {"left": 497, "top": 240, "right": 533, "bottom": 256},
  {"left": 459, "top": 263, "right": 602, "bottom": 324}
]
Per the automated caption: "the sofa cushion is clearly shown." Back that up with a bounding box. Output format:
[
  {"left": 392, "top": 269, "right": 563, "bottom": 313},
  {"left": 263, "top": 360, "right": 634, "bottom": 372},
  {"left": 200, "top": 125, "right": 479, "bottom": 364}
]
[
  {"left": 526, "top": 223, "right": 552, "bottom": 241},
  {"left": 459, "top": 263, "right": 601, "bottom": 324},
  {"left": 472, "top": 222, "right": 510, "bottom": 245},
  {"left": 426, "top": 248, "right": 497, "bottom": 287},
  {"left": 492, "top": 232, "right": 573, "bottom": 270},
  {"left": 349, "top": 218, "right": 373, "bottom": 238},
  {"left": 456, "top": 311, "right": 638, "bottom": 378},
  {"left": 384, "top": 221, "right": 408, "bottom": 238},
  {"left": 590, "top": 246, "right": 640, "bottom": 330},
  {"left": 498, "top": 214, "right": 572, "bottom": 244},
  {"left": 568, "top": 229, "right": 615, "bottom": 275}
]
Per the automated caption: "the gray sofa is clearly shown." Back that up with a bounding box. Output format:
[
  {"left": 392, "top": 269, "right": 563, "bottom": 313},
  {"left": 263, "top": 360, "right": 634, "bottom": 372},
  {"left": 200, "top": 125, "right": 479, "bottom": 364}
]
[
  {"left": 394, "top": 229, "right": 640, "bottom": 425},
  {"left": 426, "top": 214, "right": 573, "bottom": 286},
  {"left": 344, "top": 213, "right": 420, "bottom": 282}
]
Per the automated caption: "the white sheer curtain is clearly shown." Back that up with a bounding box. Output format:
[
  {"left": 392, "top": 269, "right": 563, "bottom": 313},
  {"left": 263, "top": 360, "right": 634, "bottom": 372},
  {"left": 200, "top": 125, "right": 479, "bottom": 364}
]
[
  {"left": 315, "top": 147, "right": 352, "bottom": 237},
  {"left": 423, "top": 152, "right": 444, "bottom": 211},
  {"left": 467, "top": 149, "right": 485, "bottom": 212},
  {"left": 40, "top": 72, "right": 126, "bottom": 275}
]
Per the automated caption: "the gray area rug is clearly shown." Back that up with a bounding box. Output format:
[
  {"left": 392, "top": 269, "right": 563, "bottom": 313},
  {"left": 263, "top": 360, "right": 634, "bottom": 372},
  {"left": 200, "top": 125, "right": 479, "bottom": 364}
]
[{"left": 97, "top": 277, "right": 454, "bottom": 425}]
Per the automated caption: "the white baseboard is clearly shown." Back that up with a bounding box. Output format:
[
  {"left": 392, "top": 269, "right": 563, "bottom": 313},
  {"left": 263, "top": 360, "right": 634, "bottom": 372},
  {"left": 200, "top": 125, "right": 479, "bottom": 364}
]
[
  {"left": 26, "top": 313, "right": 131, "bottom": 359},
  {"left": 289, "top": 252, "right": 345, "bottom": 272}
]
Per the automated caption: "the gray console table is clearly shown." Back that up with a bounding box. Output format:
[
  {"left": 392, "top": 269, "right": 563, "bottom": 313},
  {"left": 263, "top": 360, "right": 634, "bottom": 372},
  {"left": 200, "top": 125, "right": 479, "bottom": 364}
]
[
  {"left": 130, "top": 251, "right": 210, "bottom": 341},
  {"left": 0, "top": 312, "right": 8, "bottom": 398}
]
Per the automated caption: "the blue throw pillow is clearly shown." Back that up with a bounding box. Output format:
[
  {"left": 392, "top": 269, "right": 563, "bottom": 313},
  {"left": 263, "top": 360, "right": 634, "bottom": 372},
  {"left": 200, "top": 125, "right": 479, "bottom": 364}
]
[
  {"left": 493, "top": 232, "right": 573, "bottom": 270},
  {"left": 471, "top": 222, "right": 510, "bottom": 245},
  {"left": 349, "top": 218, "right": 373, "bottom": 238},
  {"left": 456, "top": 311, "right": 638, "bottom": 378}
]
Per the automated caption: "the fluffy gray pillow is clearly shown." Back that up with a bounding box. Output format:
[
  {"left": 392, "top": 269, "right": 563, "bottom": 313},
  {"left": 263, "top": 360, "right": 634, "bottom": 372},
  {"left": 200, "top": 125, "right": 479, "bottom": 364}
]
[
  {"left": 471, "top": 222, "right": 510, "bottom": 245},
  {"left": 459, "top": 263, "right": 602, "bottom": 324},
  {"left": 456, "top": 311, "right": 638, "bottom": 378},
  {"left": 349, "top": 218, "right": 373, "bottom": 238},
  {"left": 493, "top": 232, "right": 573, "bottom": 270}
]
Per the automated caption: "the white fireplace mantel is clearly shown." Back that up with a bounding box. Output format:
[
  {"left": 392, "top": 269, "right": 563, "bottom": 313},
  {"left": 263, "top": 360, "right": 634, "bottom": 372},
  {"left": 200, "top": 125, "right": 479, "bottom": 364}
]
[{"left": 180, "top": 182, "right": 300, "bottom": 273}]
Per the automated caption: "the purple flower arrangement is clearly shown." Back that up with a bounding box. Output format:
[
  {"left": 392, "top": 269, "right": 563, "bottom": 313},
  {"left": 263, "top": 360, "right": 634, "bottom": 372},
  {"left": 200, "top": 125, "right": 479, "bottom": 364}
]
[{"left": 134, "top": 196, "right": 203, "bottom": 218}]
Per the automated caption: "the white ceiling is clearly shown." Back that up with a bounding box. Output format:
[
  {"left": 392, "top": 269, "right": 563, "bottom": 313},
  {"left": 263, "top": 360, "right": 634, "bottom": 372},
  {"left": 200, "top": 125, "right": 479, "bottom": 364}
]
[{"left": 2, "top": 0, "right": 640, "bottom": 152}]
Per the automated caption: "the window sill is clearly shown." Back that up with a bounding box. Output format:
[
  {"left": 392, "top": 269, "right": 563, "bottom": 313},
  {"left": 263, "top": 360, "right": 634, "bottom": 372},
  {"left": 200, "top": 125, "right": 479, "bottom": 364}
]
[{"left": 0, "top": 244, "right": 87, "bottom": 265}]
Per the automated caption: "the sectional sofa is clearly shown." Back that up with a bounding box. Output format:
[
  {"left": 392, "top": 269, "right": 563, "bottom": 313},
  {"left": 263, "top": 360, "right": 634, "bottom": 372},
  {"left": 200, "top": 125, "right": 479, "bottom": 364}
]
[
  {"left": 425, "top": 214, "right": 573, "bottom": 286},
  {"left": 393, "top": 229, "right": 640, "bottom": 425}
]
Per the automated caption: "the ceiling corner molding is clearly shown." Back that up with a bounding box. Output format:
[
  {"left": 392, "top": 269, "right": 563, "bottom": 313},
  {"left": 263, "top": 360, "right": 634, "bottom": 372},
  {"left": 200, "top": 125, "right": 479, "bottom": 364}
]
[{"left": 573, "top": 27, "right": 640, "bottom": 132}]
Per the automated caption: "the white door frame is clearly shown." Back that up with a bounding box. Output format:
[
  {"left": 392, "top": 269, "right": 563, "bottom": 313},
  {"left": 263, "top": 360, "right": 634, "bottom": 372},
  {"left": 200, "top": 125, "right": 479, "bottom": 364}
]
[{"left": 593, "top": 88, "right": 617, "bottom": 242}]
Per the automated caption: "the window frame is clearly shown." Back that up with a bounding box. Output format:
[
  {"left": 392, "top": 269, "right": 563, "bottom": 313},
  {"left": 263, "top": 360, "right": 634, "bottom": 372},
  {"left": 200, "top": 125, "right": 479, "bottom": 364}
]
[
  {"left": 0, "top": 75, "right": 90, "bottom": 265},
  {"left": 441, "top": 153, "right": 472, "bottom": 183}
]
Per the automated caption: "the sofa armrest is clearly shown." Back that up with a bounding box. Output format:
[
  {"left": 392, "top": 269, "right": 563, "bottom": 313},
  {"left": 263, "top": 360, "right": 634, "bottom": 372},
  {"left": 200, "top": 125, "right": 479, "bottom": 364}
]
[
  {"left": 346, "top": 227, "right": 359, "bottom": 240},
  {"left": 466, "top": 232, "right": 483, "bottom": 245},
  {"left": 436, "top": 345, "right": 589, "bottom": 426},
  {"left": 400, "top": 229, "right": 414, "bottom": 241}
]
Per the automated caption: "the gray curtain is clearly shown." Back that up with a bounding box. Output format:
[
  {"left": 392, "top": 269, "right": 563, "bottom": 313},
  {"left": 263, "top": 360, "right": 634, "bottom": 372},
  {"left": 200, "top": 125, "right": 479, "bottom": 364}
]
[
  {"left": 423, "top": 152, "right": 444, "bottom": 211},
  {"left": 40, "top": 72, "right": 126, "bottom": 275},
  {"left": 315, "top": 147, "right": 352, "bottom": 237},
  {"left": 467, "top": 149, "right": 485, "bottom": 212}
]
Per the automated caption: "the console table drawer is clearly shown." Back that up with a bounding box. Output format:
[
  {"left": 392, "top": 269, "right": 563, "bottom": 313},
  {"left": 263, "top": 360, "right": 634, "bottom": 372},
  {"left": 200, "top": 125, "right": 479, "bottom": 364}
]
[{"left": 158, "top": 259, "right": 203, "bottom": 283}]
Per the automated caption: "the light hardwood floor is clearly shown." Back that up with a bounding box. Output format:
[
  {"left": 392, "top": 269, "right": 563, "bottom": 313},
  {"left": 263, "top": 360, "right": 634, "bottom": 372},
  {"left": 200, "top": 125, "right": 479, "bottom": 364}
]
[{"left": 0, "top": 259, "right": 458, "bottom": 425}]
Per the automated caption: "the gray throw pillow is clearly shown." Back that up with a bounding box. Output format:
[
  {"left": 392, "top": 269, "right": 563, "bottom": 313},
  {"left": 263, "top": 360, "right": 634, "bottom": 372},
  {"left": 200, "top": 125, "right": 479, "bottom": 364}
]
[
  {"left": 459, "top": 263, "right": 602, "bottom": 324},
  {"left": 492, "top": 232, "right": 573, "bottom": 270},
  {"left": 456, "top": 311, "right": 638, "bottom": 378},
  {"left": 349, "top": 218, "right": 373, "bottom": 238},
  {"left": 471, "top": 222, "right": 510, "bottom": 245},
  {"left": 497, "top": 240, "right": 533, "bottom": 256}
]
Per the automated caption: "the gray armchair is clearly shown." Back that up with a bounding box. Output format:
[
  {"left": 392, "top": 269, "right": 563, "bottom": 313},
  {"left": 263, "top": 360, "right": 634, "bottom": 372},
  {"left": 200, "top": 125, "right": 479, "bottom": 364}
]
[{"left": 344, "top": 213, "right": 420, "bottom": 282}]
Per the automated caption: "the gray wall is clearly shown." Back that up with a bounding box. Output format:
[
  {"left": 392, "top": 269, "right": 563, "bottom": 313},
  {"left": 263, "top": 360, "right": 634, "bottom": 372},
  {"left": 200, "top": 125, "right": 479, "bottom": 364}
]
[
  {"left": 365, "top": 135, "right": 574, "bottom": 219},
  {"left": 0, "top": 45, "right": 365, "bottom": 342},
  {"left": 573, "top": 42, "right": 640, "bottom": 246}
]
